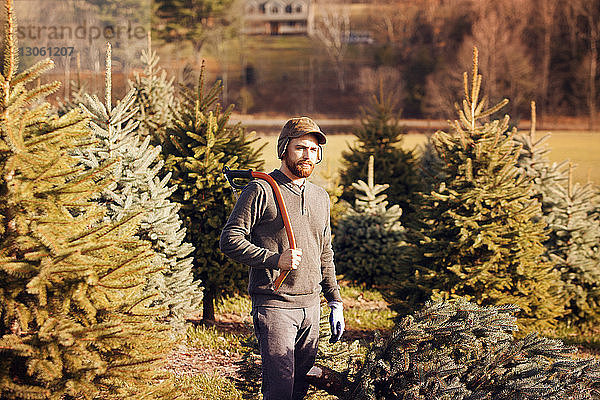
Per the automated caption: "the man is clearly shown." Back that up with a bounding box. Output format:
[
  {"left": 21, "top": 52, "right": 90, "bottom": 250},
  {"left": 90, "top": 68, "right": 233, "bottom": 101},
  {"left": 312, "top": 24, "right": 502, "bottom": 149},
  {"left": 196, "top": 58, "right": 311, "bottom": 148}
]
[{"left": 220, "top": 117, "right": 345, "bottom": 400}]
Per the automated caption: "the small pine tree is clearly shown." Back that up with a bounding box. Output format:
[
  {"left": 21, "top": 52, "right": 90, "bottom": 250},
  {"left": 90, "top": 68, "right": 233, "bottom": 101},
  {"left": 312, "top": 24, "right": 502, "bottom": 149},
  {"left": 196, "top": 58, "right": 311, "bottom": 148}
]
[
  {"left": 546, "top": 167, "right": 600, "bottom": 325},
  {"left": 388, "top": 48, "right": 567, "bottom": 333},
  {"left": 163, "top": 65, "right": 264, "bottom": 322},
  {"left": 346, "top": 300, "right": 600, "bottom": 400},
  {"left": 319, "top": 164, "right": 350, "bottom": 230},
  {"left": 513, "top": 102, "right": 569, "bottom": 222},
  {"left": 129, "top": 34, "right": 178, "bottom": 147},
  {"left": 514, "top": 104, "right": 600, "bottom": 325},
  {"left": 592, "top": 186, "right": 600, "bottom": 222},
  {"left": 75, "top": 44, "right": 202, "bottom": 331},
  {"left": 418, "top": 134, "right": 449, "bottom": 193},
  {"left": 334, "top": 155, "right": 405, "bottom": 287},
  {"left": 339, "top": 85, "right": 422, "bottom": 225},
  {"left": 0, "top": 3, "right": 176, "bottom": 398}
]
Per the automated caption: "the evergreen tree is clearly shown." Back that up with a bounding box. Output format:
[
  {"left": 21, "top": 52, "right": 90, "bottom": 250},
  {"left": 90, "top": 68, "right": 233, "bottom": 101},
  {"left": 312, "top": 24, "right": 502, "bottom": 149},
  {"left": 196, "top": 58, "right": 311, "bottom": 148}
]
[
  {"left": 334, "top": 155, "right": 405, "bottom": 287},
  {"left": 75, "top": 44, "right": 202, "bottom": 331},
  {"left": 388, "top": 48, "right": 567, "bottom": 333},
  {"left": 129, "top": 34, "right": 178, "bottom": 147},
  {"left": 545, "top": 167, "right": 600, "bottom": 325},
  {"left": 0, "top": 3, "right": 177, "bottom": 398},
  {"left": 514, "top": 104, "right": 600, "bottom": 325},
  {"left": 417, "top": 134, "right": 448, "bottom": 193},
  {"left": 513, "top": 102, "right": 569, "bottom": 223},
  {"left": 346, "top": 300, "right": 600, "bottom": 400},
  {"left": 163, "top": 65, "right": 264, "bottom": 322},
  {"left": 592, "top": 186, "right": 600, "bottom": 222},
  {"left": 339, "top": 86, "right": 422, "bottom": 225},
  {"left": 318, "top": 165, "right": 350, "bottom": 231}
]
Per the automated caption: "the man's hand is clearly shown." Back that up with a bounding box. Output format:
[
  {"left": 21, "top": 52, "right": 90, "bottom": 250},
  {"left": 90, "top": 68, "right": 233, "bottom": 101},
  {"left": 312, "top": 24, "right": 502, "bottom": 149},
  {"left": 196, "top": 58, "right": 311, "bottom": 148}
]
[
  {"left": 278, "top": 248, "right": 302, "bottom": 271},
  {"left": 328, "top": 302, "right": 345, "bottom": 343}
]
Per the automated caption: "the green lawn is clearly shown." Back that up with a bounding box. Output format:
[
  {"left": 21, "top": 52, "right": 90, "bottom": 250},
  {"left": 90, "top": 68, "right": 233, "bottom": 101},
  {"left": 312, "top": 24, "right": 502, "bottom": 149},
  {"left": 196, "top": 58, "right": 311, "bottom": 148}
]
[{"left": 250, "top": 130, "right": 600, "bottom": 186}]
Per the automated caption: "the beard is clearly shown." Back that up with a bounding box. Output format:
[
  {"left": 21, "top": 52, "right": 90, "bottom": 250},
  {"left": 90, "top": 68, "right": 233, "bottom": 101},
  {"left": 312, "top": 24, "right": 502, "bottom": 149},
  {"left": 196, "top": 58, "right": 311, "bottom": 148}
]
[{"left": 285, "top": 156, "right": 315, "bottom": 178}]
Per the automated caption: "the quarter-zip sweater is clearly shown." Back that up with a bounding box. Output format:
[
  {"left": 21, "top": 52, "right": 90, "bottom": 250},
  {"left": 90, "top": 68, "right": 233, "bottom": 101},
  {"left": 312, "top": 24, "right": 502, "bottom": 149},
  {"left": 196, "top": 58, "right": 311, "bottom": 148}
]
[{"left": 220, "top": 169, "right": 342, "bottom": 308}]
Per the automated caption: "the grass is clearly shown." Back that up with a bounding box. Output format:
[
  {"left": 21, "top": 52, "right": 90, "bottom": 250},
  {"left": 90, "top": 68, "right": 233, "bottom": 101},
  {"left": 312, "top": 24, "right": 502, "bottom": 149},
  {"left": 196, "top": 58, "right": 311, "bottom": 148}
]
[
  {"left": 216, "top": 293, "right": 253, "bottom": 317},
  {"left": 344, "top": 307, "right": 396, "bottom": 331},
  {"left": 174, "top": 281, "right": 390, "bottom": 399},
  {"left": 186, "top": 324, "right": 245, "bottom": 354},
  {"left": 547, "top": 324, "right": 600, "bottom": 355},
  {"left": 250, "top": 130, "right": 600, "bottom": 186},
  {"left": 171, "top": 280, "right": 600, "bottom": 398},
  {"left": 172, "top": 374, "right": 244, "bottom": 400}
]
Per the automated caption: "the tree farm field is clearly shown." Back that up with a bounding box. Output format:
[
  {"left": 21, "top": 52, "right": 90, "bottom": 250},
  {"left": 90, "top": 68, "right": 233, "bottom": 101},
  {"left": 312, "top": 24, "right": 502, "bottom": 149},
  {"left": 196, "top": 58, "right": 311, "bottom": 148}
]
[{"left": 251, "top": 131, "right": 600, "bottom": 186}]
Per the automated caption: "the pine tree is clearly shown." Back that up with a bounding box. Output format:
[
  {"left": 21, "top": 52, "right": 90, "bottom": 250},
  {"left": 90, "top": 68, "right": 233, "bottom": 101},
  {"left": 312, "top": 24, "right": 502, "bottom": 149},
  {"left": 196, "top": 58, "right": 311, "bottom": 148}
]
[
  {"left": 318, "top": 164, "right": 350, "bottom": 231},
  {"left": 514, "top": 104, "right": 600, "bottom": 325},
  {"left": 129, "top": 34, "right": 178, "bottom": 147},
  {"left": 75, "top": 44, "right": 202, "bottom": 331},
  {"left": 345, "top": 300, "right": 600, "bottom": 400},
  {"left": 513, "top": 102, "right": 569, "bottom": 223},
  {"left": 388, "top": 48, "right": 567, "bottom": 333},
  {"left": 334, "top": 155, "right": 405, "bottom": 287},
  {"left": 0, "top": 2, "right": 177, "bottom": 398},
  {"left": 545, "top": 167, "right": 600, "bottom": 325},
  {"left": 592, "top": 186, "right": 600, "bottom": 222},
  {"left": 418, "top": 134, "right": 449, "bottom": 193},
  {"left": 163, "top": 65, "right": 264, "bottom": 322},
  {"left": 339, "top": 85, "right": 422, "bottom": 225}
]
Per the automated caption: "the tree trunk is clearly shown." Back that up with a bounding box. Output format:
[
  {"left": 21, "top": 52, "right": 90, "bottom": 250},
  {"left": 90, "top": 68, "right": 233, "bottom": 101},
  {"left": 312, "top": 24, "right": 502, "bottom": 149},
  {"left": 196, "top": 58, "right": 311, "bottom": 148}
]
[
  {"left": 540, "top": 0, "right": 556, "bottom": 122},
  {"left": 202, "top": 287, "right": 216, "bottom": 322},
  {"left": 588, "top": 15, "right": 598, "bottom": 130},
  {"left": 335, "top": 60, "right": 346, "bottom": 92}
]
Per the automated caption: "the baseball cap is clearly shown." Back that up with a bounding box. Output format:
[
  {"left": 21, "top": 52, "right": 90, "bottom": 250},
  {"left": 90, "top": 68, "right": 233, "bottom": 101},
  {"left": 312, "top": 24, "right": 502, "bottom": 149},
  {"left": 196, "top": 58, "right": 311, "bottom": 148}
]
[{"left": 277, "top": 117, "right": 326, "bottom": 159}]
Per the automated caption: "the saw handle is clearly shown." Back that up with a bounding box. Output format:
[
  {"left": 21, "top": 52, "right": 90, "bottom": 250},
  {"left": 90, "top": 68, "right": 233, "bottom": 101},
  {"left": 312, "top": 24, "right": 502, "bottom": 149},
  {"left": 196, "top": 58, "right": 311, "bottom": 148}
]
[
  {"left": 223, "top": 166, "right": 253, "bottom": 189},
  {"left": 223, "top": 167, "right": 296, "bottom": 291}
]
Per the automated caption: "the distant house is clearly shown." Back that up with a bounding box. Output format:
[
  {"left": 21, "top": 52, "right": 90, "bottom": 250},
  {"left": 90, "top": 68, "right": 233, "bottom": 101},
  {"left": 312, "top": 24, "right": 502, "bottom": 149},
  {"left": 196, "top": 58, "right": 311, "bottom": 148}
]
[{"left": 243, "top": 0, "right": 314, "bottom": 35}]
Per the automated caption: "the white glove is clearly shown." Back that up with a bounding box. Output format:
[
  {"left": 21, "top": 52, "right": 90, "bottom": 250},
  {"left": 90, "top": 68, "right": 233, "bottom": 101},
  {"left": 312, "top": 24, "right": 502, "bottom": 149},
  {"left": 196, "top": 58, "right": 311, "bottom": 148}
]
[{"left": 328, "top": 301, "right": 345, "bottom": 343}]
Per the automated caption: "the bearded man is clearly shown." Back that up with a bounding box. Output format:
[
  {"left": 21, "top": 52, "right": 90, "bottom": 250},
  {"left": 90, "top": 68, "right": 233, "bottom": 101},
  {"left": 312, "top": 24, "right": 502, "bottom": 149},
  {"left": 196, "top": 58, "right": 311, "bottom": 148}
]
[{"left": 220, "top": 117, "right": 345, "bottom": 400}]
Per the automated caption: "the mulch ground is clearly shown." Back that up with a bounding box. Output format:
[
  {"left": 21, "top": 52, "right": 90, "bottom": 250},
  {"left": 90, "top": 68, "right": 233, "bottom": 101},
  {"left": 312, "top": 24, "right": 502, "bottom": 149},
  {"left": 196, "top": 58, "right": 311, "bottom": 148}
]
[
  {"left": 166, "top": 312, "right": 376, "bottom": 378},
  {"left": 166, "top": 343, "right": 244, "bottom": 378}
]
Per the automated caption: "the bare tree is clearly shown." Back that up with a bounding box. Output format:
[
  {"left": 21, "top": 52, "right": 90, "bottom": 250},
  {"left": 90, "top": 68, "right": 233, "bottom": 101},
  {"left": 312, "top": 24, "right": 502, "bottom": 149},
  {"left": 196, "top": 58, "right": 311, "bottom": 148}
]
[
  {"left": 466, "top": 1, "right": 535, "bottom": 117},
  {"left": 313, "top": 1, "right": 350, "bottom": 92},
  {"left": 424, "top": 2, "right": 536, "bottom": 119},
  {"left": 371, "top": 0, "right": 420, "bottom": 46},
  {"left": 537, "top": 0, "right": 559, "bottom": 117},
  {"left": 358, "top": 66, "right": 403, "bottom": 100},
  {"left": 568, "top": 0, "right": 600, "bottom": 129}
]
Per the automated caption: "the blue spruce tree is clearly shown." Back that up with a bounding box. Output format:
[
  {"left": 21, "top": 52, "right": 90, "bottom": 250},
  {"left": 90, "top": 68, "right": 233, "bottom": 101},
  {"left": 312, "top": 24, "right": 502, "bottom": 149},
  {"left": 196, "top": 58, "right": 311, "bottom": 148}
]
[{"left": 75, "top": 44, "right": 202, "bottom": 331}]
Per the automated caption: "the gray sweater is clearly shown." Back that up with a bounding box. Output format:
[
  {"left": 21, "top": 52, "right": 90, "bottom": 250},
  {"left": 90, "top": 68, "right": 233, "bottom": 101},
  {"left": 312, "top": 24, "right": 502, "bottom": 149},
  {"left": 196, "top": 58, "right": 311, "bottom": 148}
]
[{"left": 220, "top": 169, "right": 342, "bottom": 308}]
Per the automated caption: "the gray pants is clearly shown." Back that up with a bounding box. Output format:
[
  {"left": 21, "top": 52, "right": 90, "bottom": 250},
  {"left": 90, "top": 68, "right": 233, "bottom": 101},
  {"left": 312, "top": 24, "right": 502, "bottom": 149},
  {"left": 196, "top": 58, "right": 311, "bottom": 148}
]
[{"left": 252, "top": 304, "right": 320, "bottom": 400}]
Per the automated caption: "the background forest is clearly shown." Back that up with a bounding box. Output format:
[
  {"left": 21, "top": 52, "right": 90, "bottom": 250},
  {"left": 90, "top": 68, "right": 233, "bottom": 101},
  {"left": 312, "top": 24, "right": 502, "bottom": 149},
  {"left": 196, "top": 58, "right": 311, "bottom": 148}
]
[
  {"left": 6, "top": 0, "right": 600, "bottom": 125},
  {"left": 154, "top": 0, "right": 600, "bottom": 125}
]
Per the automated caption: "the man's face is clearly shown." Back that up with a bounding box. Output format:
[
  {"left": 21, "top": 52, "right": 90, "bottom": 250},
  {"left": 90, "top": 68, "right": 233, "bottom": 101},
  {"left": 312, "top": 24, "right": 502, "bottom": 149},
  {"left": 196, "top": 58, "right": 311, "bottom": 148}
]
[{"left": 283, "top": 134, "right": 320, "bottom": 178}]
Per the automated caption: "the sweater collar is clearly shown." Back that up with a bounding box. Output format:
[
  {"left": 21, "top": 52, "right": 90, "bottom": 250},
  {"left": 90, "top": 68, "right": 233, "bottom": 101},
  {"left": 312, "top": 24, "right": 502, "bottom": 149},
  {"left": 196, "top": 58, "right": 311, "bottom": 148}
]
[{"left": 271, "top": 169, "right": 305, "bottom": 195}]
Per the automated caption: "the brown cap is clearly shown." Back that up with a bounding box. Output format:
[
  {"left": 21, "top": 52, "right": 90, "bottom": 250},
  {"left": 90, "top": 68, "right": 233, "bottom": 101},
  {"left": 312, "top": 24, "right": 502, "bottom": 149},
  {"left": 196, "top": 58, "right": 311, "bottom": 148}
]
[{"left": 277, "top": 117, "right": 326, "bottom": 159}]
